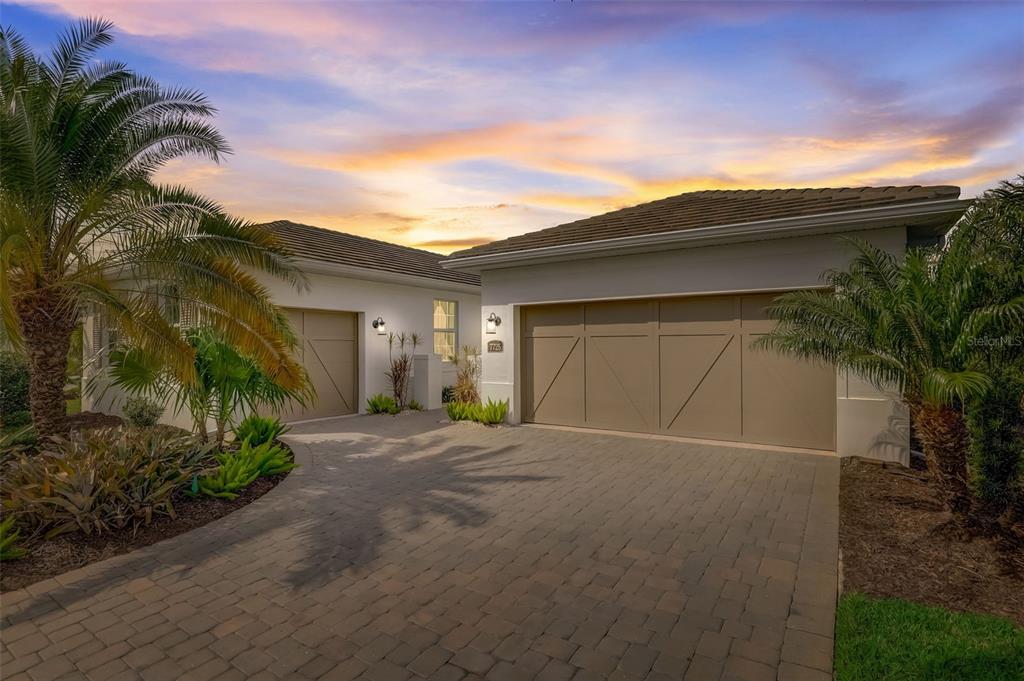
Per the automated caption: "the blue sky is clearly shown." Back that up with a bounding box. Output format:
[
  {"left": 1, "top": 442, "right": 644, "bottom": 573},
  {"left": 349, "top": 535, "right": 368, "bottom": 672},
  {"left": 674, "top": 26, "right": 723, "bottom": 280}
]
[{"left": 6, "top": 1, "right": 1023, "bottom": 252}]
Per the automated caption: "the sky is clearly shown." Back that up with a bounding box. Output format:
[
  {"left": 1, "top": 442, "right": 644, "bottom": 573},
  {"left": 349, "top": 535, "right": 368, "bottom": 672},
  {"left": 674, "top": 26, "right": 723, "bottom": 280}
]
[{"left": 5, "top": 1, "right": 1024, "bottom": 253}]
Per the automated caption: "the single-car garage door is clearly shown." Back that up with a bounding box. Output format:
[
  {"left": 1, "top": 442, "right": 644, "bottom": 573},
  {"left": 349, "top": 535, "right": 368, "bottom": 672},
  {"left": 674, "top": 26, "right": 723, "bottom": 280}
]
[
  {"left": 280, "top": 308, "right": 358, "bottom": 421},
  {"left": 522, "top": 294, "right": 835, "bottom": 450}
]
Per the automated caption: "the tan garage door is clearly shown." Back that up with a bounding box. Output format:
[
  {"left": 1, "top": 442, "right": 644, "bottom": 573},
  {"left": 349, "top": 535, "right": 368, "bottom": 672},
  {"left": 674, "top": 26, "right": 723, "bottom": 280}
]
[
  {"left": 279, "top": 308, "right": 358, "bottom": 421},
  {"left": 522, "top": 294, "right": 835, "bottom": 450}
]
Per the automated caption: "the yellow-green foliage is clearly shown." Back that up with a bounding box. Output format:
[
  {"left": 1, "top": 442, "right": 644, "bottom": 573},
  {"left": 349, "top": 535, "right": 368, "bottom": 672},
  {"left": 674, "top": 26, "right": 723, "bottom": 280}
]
[
  {"left": 446, "top": 399, "right": 509, "bottom": 425},
  {"left": 0, "top": 515, "right": 27, "bottom": 561},
  {"left": 190, "top": 440, "right": 295, "bottom": 500}
]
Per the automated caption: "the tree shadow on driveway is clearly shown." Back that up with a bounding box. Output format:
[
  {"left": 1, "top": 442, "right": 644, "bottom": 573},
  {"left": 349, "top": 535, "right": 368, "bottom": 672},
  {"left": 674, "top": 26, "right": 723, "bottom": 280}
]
[{"left": 3, "top": 419, "right": 556, "bottom": 624}]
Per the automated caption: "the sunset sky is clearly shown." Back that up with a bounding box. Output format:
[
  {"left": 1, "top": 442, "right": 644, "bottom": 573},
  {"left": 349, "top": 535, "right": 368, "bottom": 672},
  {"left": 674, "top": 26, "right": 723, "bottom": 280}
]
[{"left": 7, "top": 1, "right": 1024, "bottom": 253}]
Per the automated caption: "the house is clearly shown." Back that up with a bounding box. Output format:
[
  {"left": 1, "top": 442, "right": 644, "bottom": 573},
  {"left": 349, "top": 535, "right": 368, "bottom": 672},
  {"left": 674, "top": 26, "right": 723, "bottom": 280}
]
[
  {"left": 444, "top": 186, "right": 970, "bottom": 464},
  {"left": 83, "top": 220, "right": 481, "bottom": 425}
]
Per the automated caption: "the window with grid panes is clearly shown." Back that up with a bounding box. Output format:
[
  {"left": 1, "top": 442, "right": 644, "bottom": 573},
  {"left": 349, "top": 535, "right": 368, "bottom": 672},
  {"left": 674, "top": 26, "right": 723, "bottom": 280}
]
[{"left": 432, "top": 299, "right": 457, "bottom": 361}]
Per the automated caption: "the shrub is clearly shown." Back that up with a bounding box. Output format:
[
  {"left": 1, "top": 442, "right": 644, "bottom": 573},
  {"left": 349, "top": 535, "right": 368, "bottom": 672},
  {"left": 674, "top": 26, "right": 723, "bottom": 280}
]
[
  {"left": 476, "top": 398, "right": 509, "bottom": 425},
  {"left": 441, "top": 385, "right": 454, "bottom": 404},
  {"left": 2, "top": 428, "right": 215, "bottom": 537},
  {"left": 234, "top": 414, "right": 289, "bottom": 447},
  {"left": 0, "top": 516, "right": 27, "bottom": 561},
  {"left": 124, "top": 395, "right": 164, "bottom": 428},
  {"left": 445, "top": 399, "right": 509, "bottom": 425},
  {"left": 386, "top": 332, "right": 420, "bottom": 409},
  {"left": 367, "top": 393, "right": 400, "bottom": 415},
  {"left": 446, "top": 401, "right": 476, "bottom": 422},
  {"left": 966, "top": 366, "right": 1024, "bottom": 517},
  {"left": 408, "top": 399, "right": 424, "bottom": 411},
  {"left": 452, "top": 347, "right": 481, "bottom": 403},
  {"left": 0, "top": 351, "right": 30, "bottom": 427},
  {"left": 189, "top": 440, "right": 295, "bottom": 500}
]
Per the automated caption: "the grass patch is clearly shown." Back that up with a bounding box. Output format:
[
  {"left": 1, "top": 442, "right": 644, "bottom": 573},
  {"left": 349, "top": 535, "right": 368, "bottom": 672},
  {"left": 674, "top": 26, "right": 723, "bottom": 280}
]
[{"left": 835, "top": 593, "right": 1024, "bottom": 681}]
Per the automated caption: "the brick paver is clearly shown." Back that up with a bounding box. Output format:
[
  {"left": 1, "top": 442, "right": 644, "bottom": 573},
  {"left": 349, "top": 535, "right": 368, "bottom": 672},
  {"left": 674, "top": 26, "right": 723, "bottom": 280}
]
[{"left": 0, "top": 411, "right": 839, "bottom": 680}]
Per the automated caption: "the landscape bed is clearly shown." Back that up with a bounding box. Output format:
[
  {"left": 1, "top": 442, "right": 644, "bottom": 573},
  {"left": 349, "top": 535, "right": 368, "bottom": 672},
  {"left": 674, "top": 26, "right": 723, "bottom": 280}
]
[
  {"left": 837, "top": 457, "right": 1024, "bottom": 680},
  {"left": 1, "top": 469, "right": 288, "bottom": 593}
]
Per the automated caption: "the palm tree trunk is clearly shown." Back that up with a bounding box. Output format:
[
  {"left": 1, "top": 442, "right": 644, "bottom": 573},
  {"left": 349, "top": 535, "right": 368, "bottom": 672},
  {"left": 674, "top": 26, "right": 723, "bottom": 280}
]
[
  {"left": 910, "top": 401, "right": 974, "bottom": 519},
  {"left": 15, "top": 289, "right": 78, "bottom": 439}
]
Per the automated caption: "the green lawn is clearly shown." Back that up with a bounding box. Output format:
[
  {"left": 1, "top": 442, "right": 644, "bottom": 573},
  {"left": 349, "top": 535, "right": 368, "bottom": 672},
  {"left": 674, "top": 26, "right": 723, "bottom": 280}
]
[{"left": 835, "top": 593, "right": 1024, "bottom": 681}]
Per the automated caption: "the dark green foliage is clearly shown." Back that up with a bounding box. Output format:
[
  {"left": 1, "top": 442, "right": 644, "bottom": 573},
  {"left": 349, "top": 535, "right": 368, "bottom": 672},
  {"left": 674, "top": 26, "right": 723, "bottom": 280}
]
[
  {"left": 233, "top": 414, "right": 289, "bottom": 447},
  {"left": 0, "top": 351, "right": 30, "bottom": 426},
  {"left": 966, "top": 366, "right": 1024, "bottom": 516},
  {"left": 835, "top": 593, "right": 1024, "bottom": 681},
  {"left": 2, "top": 428, "right": 216, "bottom": 537},
  {"left": 367, "top": 393, "right": 400, "bottom": 415},
  {"left": 123, "top": 395, "right": 164, "bottom": 428},
  {"left": 0, "top": 515, "right": 27, "bottom": 561},
  {"left": 441, "top": 385, "right": 454, "bottom": 404}
]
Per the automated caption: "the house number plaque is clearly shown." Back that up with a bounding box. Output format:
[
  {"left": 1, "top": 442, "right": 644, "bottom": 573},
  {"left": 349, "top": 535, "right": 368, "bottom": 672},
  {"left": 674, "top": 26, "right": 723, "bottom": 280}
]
[{"left": 487, "top": 340, "right": 504, "bottom": 353}]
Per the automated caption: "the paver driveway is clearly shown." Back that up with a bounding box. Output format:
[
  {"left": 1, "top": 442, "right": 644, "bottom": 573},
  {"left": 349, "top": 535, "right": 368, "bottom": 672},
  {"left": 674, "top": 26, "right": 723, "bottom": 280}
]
[{"left": 1, "top": 411, "right": 839, "bottom": 681}]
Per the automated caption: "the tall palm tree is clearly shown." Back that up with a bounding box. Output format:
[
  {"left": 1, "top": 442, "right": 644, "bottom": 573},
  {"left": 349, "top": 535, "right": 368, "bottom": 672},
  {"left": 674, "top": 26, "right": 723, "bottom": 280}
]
[
  {"left": 756, "top": 207, "right": 1024, "bottom": 519},
  {"left": 1, "top": 19, "right": 307, "bottom": 438}
]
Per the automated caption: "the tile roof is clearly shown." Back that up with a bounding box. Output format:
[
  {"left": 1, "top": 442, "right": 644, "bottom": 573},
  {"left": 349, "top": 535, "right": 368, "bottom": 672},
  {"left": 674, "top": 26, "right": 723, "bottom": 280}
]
[
  {"left": 261, "top": 220, "right": 480, "bottom": 287},
  {"left": 448, "top": 185, "right": 961, "bottom": 260}
]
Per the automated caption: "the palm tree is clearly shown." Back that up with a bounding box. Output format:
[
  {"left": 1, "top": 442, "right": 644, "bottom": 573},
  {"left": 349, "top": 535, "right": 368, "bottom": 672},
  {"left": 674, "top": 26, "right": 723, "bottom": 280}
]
[
  {"left": 756, "top": 210, "right": 1024, "bottom": 519},
  {"left": 1, "top": 19, "right": 308, "bottom": 438}
]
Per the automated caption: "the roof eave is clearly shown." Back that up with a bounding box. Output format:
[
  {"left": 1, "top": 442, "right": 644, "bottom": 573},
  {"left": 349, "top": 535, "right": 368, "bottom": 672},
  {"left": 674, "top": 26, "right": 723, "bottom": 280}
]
[
  {"left": 296, "top": 258, "right": 481, "bottom": 293},
  {"left": 443, "top": 198, "right": 972, "bottom": 272}
]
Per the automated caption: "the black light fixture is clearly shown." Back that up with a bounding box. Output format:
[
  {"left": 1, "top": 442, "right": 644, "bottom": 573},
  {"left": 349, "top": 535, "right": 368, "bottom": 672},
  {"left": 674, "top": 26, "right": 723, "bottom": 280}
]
[
  {"left": 486, "top": 312, "right": 501, "bottom": 334},
  {"left": 372, "top": 316, "right": 386, "bottom": 334}
]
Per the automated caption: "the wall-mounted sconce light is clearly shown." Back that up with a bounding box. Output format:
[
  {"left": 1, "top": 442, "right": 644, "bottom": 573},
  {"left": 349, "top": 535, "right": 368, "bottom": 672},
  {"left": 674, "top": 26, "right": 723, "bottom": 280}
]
[
  {"left": 486, "top": 312, "right": 502, "bottom": 334},
  {"left": 372, "top": 316, "right": 386, "bottom": 335}
]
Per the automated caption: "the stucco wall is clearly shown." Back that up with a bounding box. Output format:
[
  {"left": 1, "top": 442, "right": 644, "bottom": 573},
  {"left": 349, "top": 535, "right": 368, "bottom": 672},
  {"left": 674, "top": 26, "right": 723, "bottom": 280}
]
[
  {"left": 475, "top": 227, "right": 910, "bottom": 463},
  {"left": 83, "top": 271, "right": 480, "bottom": 429}
]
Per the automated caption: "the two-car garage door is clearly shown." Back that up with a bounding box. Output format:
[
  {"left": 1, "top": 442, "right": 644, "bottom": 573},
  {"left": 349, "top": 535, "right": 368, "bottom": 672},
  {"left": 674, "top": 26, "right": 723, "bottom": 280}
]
[{"left": 521, "top": 294, "right": 835, "bottom": 450}]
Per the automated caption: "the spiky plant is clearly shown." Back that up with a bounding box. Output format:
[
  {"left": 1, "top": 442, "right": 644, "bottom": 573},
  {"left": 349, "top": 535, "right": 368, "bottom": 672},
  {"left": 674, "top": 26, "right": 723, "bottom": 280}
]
[
  {"left": 756, "top": 201, "right": 1024, "bottom": 518},
  {"left": 1, "top": 19, "right": 308, "bottom": 438}
]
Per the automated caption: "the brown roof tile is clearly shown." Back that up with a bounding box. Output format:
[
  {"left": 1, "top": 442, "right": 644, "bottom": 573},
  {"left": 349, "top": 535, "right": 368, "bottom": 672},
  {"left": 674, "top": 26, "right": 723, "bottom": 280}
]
[
  {"left": 261, "top": 220, "right": 480, "bottom": 286},
  {"left": 447, "top": 185, "right": 961, "bottom": 260}
]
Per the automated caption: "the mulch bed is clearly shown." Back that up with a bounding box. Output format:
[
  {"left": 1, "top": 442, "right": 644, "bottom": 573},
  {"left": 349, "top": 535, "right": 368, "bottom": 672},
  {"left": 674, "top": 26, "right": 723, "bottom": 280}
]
[
  {"left": 1, "top": 470, "right": 288, "bottom": 593},
  {"left": 840, "top": 457, "right": 1024, "bottom": 626}
]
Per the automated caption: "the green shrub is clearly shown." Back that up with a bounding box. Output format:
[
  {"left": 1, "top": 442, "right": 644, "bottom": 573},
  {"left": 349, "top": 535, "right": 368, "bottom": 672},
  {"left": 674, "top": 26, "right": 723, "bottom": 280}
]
[
  {"left": 367, "top": 393, "right": 400, "bottom": 415},
  {"left": 445, "top": 399, "right": 509, "bottom": 425},
  {"left": 190, "top": 440, "right": 295, "bottom": 500},
  {"left": 124, "top": 395, "right": 164, "bottom": 428},
  {"left": 408, "top": 399, "right": 424, "bottom": 411},
  {"left": 0, "top": 351, "right": 30, "bottom": 427},
  {"left": 966, "top": 366, "right": 1024, "bottom": 516},
  {"left": 476, "top": 398, "right": 509, "bottom": 425},
  {"left": 0, "top": 515, "right": 27, "bottom": 561},
  {"left": 441, "top": 385, "right": 454, "bottom": 404},
  {"left": 190, "top": 450, "right": 260, "bottom": 500},
  {"left": 234, "top": 414, "right": 289, "bottom": 447},
  {"left": 446, "top": 400, "right": 476, "bottom": 422},
  {"left": 2, "top": 428, "right": 215, "bottom": 537}
]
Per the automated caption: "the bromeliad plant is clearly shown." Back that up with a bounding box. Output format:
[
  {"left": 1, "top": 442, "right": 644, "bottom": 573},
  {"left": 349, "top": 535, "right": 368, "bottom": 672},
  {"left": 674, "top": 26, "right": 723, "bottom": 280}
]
[
  {"left": 446, "top": 398, "right": 509, "bottom": 425},
  {"left": 2, "top": 428, "right": 215, "bottom": 537},
  {"left": 367, "top": 393, "right": 400, "bottom": 415},
  {"left": 0, "top": 515, "right": 27, "bottom": 561},
  {"left": 0, "top": 19, "right": 308, "bottom": 439},
  {"left": 756, "top": 181, "right": 1024, "bottom": 521}
]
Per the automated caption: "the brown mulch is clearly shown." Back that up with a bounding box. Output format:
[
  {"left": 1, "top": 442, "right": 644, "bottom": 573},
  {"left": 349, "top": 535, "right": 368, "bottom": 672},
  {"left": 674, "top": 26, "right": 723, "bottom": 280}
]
[
  {"left": 1, "top": 473, "right": 286, "bottom": 593},
  {"left": 840, "top": 457, "right": 1024, "bottom": 625},
  {"left": 60, "top": 410, "right": 125, "bottom": 432}
]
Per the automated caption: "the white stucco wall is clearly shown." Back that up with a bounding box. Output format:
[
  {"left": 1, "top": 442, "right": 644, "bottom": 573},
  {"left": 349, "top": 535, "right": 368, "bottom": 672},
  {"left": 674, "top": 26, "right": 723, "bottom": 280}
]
[
  {"left": 83, "top": 268, "right": 480, "bottom": 429},
  {"left": 473, "top": 226, "right": 910, "bottom": 463}
]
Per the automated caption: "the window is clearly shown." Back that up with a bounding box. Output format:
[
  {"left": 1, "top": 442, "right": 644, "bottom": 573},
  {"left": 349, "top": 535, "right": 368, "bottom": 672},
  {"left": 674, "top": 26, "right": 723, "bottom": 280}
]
[{"left": 433, "top": 299, "right": 457, "bottom": 361}]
